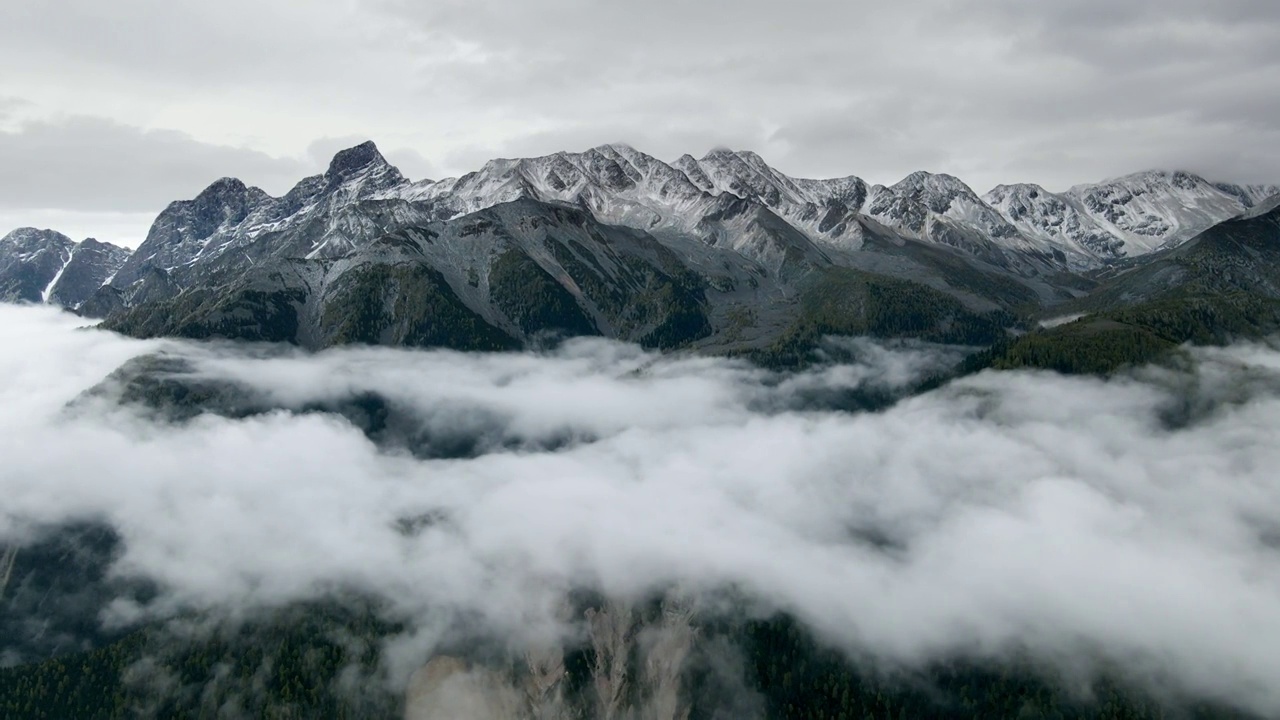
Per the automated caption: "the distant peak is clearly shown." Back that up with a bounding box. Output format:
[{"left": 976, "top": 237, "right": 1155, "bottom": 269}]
[
  {"left": 1, "top": 227, "right": 73, "bottom": 245},
  {"left": 1101, "top": 169, "right": 1205, "bottom": 185},
  {"left": 891, "top": 170, "right": 931, "bottom": 186},
  {"left": 1241, "top": 192, "right": 1280, "bottom": 219},
  {"left": 591, "top": 142, "right": 636, "bottom": 154},
  {"left": 194, "top": 177, "right": 250, "bottom": 203},
  {"left": 327, "top": 140, "right": 389, "bottom": 177},
  {"left": 78, "top": 237, "right": 122, "bottom": 250},
  {"left": 893, "top": 170, "right": 969, "bottom": 190},
  {"left": 701, "top": 146, "right": 739, "bottom": 161},
  {"left": 1067, "top": 169, "right": 1216, "bottom": 197},
  {"left": 986, "top": 182, "right": 1050, "bottom": 198},
  {"left": 206, "top": 176, "right": 245, "bottom": 190},
  {"left": 2, "top": 226, "right": 41, "bottom": 240},
  {"left": 700, "top": 147, "right": 774, "bottom": 174}
]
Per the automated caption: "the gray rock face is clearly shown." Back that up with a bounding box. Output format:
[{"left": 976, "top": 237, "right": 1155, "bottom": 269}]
[
  {"left": 984, "top": 170, "right": 1267, "bottom": 264},
  {"left": 404, "top": 657, "right": 526, "bottom": 720},
  {"left": 2, "top": 140, "right": 1274, "bottom": 343},
  {"left": 1063, "top": 171, "right": 1250, "bottom": 254},
  {"left": 985, "top": 183, "right": 1126, "bottom": 262},
  {"left": 403, "top": 594, "right": 698, "bottom": 720},
  {"left": 0, "top": 545, "right": 15, "bottom": 602},
  {"left": 111, "top": 177, "right": 271, "bottom": 288},
  {"left": 1078, "top": 198, "right": 1280, "bottom": 311},
  {"left": 100, "top": 198, "right": 723, "bottom": 352},
  {"left": 111, "top": 141, "right": 409, "bottom": 289},
  {"left": 1214, "top": 181, "right": 1280, "bottom": 209},
  {"left": 0, "top": 228, "right": 76, "bottom": 303},
  {"left": 77, "top": 285, "right": 127, "bottom": 319},
  {"left": 47, "top": 239, "right": 130, "bottom": 308},
  {"left": 0, "top": 230, "right": 131, "bottom": 309}
]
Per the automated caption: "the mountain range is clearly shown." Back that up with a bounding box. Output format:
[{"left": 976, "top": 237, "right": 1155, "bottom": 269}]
[
  {"left": 3, "top": 140, "right": 1278, "bottom": 366},
  {"left": 4, "top": 142, "right": 1280, "bottom": 720}
]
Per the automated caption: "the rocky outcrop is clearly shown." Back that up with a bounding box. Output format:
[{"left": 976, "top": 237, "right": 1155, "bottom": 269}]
[
  {"left": 0, "top": 546, "right": 16, "bottom": 602},
  {"left": 403, "top": 594, "right": 699, "bottom": 720},
  {"left": 404, "top": 656, "right": 525, "bottom": 720}
]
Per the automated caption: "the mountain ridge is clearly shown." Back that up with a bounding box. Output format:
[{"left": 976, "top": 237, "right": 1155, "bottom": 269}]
[
  {"left": 0, "top": 229, "right": 129, "bottom": 307},
  {"left": 3, "top": 139, "right": 1278, "bottom": 369}
]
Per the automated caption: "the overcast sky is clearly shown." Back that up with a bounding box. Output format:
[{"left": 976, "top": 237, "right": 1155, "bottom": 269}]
[{"left": 2, "top": 0, "right": 1279, "bottom": 246}]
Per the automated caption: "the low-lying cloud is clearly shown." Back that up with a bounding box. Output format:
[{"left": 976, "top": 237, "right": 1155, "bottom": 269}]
[{"left": 2, "top": 304, "right": 1280, "bottom": 714}]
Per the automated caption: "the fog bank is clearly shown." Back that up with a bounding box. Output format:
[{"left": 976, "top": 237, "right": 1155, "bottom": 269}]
[{"left": 1, "top": 305, "right": 1279, "bottom": 714}]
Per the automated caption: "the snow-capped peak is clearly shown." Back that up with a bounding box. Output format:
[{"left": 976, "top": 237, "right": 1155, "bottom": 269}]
[
  {"left": 984, "top": 183, "right": 1125, "bottom": 260},
  {"left": 0, "top": 228, "right": 129, "bottom": 307},
  {"left": 1065, "top": 170, "right": 1248, "bottom": 253},
  {"left": 20, "top": 140, "right": 1272, "bottom": 305},
  {"left": 1, "top": 227, "right": 75, "bottom": 249},
  {"left": 326, "top": 140, "right": 391, "bottom": 177},
  {"left": 888, "top": 171, "right": 982, "bottom": 214},
  {"left": 1214, "top": 181, "right": 1280, "bottom": 209}
]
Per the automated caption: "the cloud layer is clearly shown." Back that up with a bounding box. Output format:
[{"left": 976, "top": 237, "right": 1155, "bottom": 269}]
[
  {"left": 1, "top": 0, "right": 1278, "bottom": 239},
  {"left": 2, "top": 304, "right": 1280, "bottom": 714}
]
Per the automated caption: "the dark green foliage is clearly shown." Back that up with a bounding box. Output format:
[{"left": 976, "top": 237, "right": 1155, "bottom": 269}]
[
  {"left": 103, "top": 286, "right": 304, "bottom": 344},
  {"left": 104, "top": 261, "right": 520, "bottom": 352},
  {"left": 0, "top": 603, "right": 402, "bottom": 720},
  {"left": 544, "top": 237, "right": 712, "bottom": 349},
  {"left": 635, "top": 277, "right": 713, "bottom": 349},
  {"left": 737, "top": 615, "right": 1255, "bottom": 720},
  {"left": 0, "top": 633, "right": 144, "bottom": 720},
  {"left": 488, "top": 249, "right": 598, "bottom": 337},
  {"left": 1107, "top": 292, "right": 1280, "bottom": 346},
  {"left": 87, "top": 355, "right": 263, "bottom": 422},
  {"left": 991, "top": 322, "right": 1175, "bottom": 375},
  {"left": 320, "top": 263, "right": 517, "bottom": 351},
  {"left": 750, "top": 267, "right": 1010, "bottom": 369},
  {"left": 980, "top": 198, "right": 1280, "bottom": 376},
  {"left": 986, "top": 292, "right": 1280, "bottom": 375},
  {"left": 1, "top": 524, "right": 154, "bottom": 666},
  {"left": 854, "top": 223, "right": 1048, "bottom": 314},
  {"left": 0, "top": 604, "right": 1263, "bottom": 719},
  {"left": 1069, "top": 201, "right": 1280, "bottom": 318}
]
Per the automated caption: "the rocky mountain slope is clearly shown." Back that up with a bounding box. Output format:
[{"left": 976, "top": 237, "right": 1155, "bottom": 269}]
[
  {"left": 1078, "top": 194, "right": 1280, "bottom": 310},
  {"left": 981, "top": 196, "right": 1280, "bottom": 375},
  {"left": 2, "top": 141, "right": 1276, "bottom": 362},
  {"left": 110, "top": 142, "right": 415, "bottom": 289},
  {"left": 0, "top": 229, "right": 128, "bottom": 306},
  {"left": 100, "top": 199, "right": 726, "bottom": 352}
]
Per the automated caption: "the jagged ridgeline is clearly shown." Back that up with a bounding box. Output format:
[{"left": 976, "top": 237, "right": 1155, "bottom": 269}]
[
  {"left": 98, "top": 201, "right": 719, "bottom": 352},
  {"left": 1, "top": 140, "right": 1278, "bottom": 372},
  {"left": 1, "top": 141, "right": 1280, "bottom": 718}
]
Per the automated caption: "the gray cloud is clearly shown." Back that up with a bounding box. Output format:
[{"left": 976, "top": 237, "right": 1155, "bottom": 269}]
[
  {"left": 0, "top": 0, "right": 398, "bottom": 90},
  {"left": 3, "top": 304, "right": 1280, "bottom": 713},
  {"left": 374, "top": 0, "right": 1280, "bottom": 189},
  {"left": 2, "top": 0, "right": 1278, "bottom": 233},
  {"left": 0, "top": 116, "right": 308, "bottom": 211},
  {"left": 0, "top": 209, "right": 157, "bottom": 248},
  {"left": 0, "top": 97, "right": 29, "bottom": 122},
  {"left": 0, "top": 120, "right": 442, "bottom": 246}
]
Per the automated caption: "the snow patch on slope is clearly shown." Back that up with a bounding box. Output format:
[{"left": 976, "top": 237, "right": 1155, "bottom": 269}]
[{"left": 40, "top": 248, "right": 74, "bottom": 303}]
